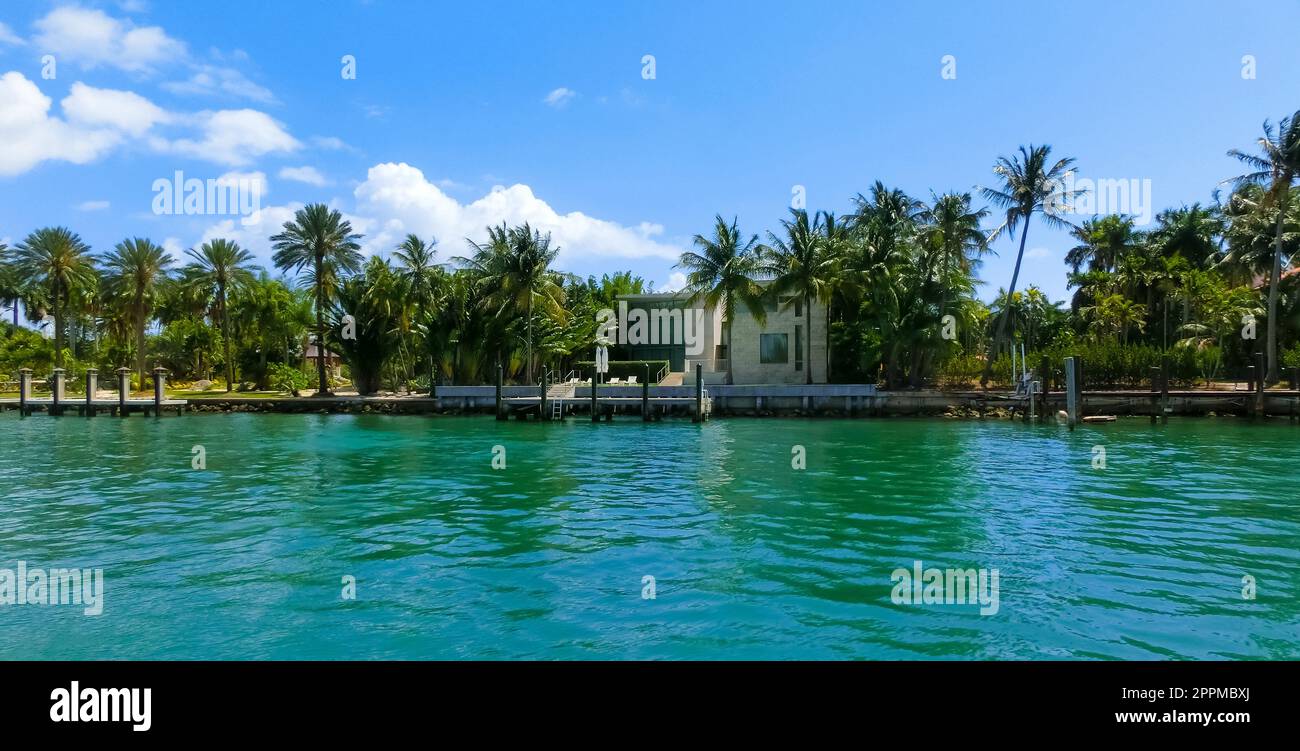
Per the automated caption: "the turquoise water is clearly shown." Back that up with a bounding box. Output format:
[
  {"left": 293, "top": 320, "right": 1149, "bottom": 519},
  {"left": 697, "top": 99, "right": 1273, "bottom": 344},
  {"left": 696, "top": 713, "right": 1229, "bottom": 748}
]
[{"left": 0, "top": 412, "right": 1297, "bottom": 660}]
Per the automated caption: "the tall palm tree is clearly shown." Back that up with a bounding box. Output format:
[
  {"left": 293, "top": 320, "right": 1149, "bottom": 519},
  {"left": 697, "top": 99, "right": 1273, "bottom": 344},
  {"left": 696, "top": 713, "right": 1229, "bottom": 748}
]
[
  {"left": 13, "top": 227, "right": 97, "bottom": 367},
  {"left": 765, "top": 209, "right": 834, "bottom": 384},
  {"left": 818, "top": 212, "right": 852, "bottom": 381},
  {"left": 185, "top": 239, "right": 259, "bottom": 391},
  {"left": 1226, "top": 109, "right": 1300, "bottom": 383},
  {"left": 271, "top": 204, "right": 364, "bottom": 396},
  {"left": 394, "top": 234, "right": 444, "bottom": 391},
  {"left": 979, "top": 144, "right": 1082, "bottom": 386},
  {"left": 102, "top": 238, "right": 173, "bottom": 388},
  {"left": 676, "top": 215, "right": 768, "bottom": 385},
  {"left": 917, "top": 191, "right": 990, "bottom": 332},
  {"left": 459, "top": 224, "right": 565, "bottom": 384}
]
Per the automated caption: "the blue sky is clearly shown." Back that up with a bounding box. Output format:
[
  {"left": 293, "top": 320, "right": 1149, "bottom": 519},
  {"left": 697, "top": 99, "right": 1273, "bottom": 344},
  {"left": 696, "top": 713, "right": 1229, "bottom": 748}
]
[{"left": 1, "top": 0, "right": 1297, "bottom": 304}]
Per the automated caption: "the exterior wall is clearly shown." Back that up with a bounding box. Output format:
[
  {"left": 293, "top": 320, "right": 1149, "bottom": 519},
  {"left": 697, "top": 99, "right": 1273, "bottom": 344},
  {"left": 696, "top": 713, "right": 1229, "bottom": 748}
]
[
  {"left": 729, "top": 295, "right": 827, "bottom": 384},
  {"left": 615, "top": 293, "right": 724, "bottom": 374}
]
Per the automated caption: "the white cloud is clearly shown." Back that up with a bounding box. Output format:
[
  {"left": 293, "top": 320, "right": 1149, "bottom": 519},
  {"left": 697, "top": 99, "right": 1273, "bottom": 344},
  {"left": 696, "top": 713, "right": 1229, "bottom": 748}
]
[
  {"left": 310, "top": 135, "right": 348, "bottom": 151},
  {"left": 33, "top": 7, "right": 185, "bottom": 73},
  {"left": 659, "top": 271, "right": 687, "bottom": 292},
  {"left": 162, "top": 65, "right": 275, "bottom": 104},
  {"left": 1026, "top": 247, "right": 1050, "bottom": 259},
  {"left": 0, "top": 72, "right": 127, "bottom": 176},
  {"left": 278, "top": 165, "right": 328, "bottom": 187},
  {"left": 543, "top": 87, "right": 576, "bottom": 108},
  {"left": 76, "top": 200, "right": 111, "bottom": 211},
  {"left": 352, "top": 162, "right": 684, "bottom": 264},
  {"left": 158, "top": 109, "right": 300, "bottom": 166},
  {"left": 63, "top": 81, "right": 171, "bottom": 136},
  {"left": 0, "top": 22, "right": 23, "bottom": 46}
]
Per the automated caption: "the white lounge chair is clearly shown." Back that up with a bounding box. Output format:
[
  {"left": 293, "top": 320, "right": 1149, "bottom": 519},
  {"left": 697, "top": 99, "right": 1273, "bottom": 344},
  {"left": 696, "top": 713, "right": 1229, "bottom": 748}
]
[
  {"left": 609, "top": 377, "right": 622, "bottom": 385},
  {"left": 626, "top": 376, "right": 637, "bottom": 385}
]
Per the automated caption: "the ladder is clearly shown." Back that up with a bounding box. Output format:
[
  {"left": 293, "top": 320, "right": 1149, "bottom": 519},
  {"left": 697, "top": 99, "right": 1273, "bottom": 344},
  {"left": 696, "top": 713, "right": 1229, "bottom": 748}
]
[{"left": 552, "top": 397, "right": 564, "bottom": 419}]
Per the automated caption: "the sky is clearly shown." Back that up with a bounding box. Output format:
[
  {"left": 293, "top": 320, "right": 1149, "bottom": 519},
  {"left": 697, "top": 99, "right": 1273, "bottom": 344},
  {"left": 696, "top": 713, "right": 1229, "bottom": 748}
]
[{"left": 0, "top": 0, "right": 1298, "bottom": 304}]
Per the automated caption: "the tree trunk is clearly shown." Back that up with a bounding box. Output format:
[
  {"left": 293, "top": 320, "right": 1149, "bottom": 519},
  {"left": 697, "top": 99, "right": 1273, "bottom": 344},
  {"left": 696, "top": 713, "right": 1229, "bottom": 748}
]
[
  {"left": 981, "top": 218, "right": 1031, "bottom": 387},
  {"left": 314, "top": 253, "right": 329, "bottom": 396},
  {"left": 136, "top": 302, "right": 147, "bottom": 391},
  {"left": 1266, "top": 199, "right": 1285, "bottom": 384},
  {"left": 221, "top": 285, "right": 234, "bottom": 392},
  {"left": 525, "top": 295, "right": 533, "bottom": 384},
  {"left": 53, "top": 277, "right": 63, "bottom": 368}
]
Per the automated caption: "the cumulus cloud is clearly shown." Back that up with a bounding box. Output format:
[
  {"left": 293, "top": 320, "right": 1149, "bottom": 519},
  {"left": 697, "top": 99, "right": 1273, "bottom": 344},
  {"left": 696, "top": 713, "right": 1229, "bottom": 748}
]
[
  {"left": 33, "top": 6, "right": 186, "bottom": 73},
  {"left": 63, "top": 81, "right": 171, "bottom": 135},
  {"left": 352, "top": 162, "right": 684, "bottom": 263},
  {"left": 278, "top": 165, "right": 328, "bottom": 186},
  {"left": 543, "top": 87, "right": 576, "bottom": 108},
  {"left": 158, "top": 109, "right": 300, "bottom": 166},
  {"left": 0, "top": 72, "right": 127, "bottom": 176}
]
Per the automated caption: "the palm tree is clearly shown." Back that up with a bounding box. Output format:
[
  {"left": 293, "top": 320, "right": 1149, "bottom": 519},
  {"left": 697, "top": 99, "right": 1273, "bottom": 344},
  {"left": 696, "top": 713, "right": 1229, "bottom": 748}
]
[
  {"left": 917, "top": 191, "right": 990, "bottom": 332},
  {"left": 459, "top": 224, "right": 565, "bottom": 384},
  {"left": 1226, "top": 109, "right": 1300, "bottom": 383},
  {"left": 677, "top": 215, "right": 768, "bottom": 385},
  {"left": 271, "top": 204, "right": 364, "bottom": 396},
  {"left": 102, "top": 238, "right": 173, "bottom": 388},
  {"left": 0, "top": 240, "right": 23, "bottom": 329},
  {"left": 979, "top": 144, "right": 1083, "bottom": 386},
  {"left": 393, "top": 234, "right": 444, "bottom": 391},
  {"left": 764, "top": 209, "right": 834, "bottom": 384},
  {"left": 185, "top": 239, "right": 259, "bottom": 391},
  {"left": 13, "top": 227, "right": 97, "bottom": 368},
  {"left": 818, "top": 212, "right": 852, "bottom": 381}
]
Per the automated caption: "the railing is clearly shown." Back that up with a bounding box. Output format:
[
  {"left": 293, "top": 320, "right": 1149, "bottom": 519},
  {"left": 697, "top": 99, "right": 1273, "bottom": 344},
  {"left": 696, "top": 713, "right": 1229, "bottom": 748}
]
[{"left": 655, "top": 364, "right": 668, "bottom": 384}]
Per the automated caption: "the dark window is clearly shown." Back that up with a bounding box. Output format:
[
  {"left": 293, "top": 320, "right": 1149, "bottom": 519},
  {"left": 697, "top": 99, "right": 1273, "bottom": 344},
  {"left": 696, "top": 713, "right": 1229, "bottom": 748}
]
[
  {"left": 760, "top": 333, "right": 789, "bottom": 364},
  {"left": 795, "top": 325, "right": 803, "bottom": 371},
  {"left": 795, "top": 299, "right": 802, "bottom": 318}
]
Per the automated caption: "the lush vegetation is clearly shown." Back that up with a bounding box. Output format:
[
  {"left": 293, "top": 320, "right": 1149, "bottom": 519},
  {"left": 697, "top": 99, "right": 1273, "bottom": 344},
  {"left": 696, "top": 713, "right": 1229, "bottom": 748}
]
[{"left": 1, "top": 110, "right": 1296, "bottom": 393}]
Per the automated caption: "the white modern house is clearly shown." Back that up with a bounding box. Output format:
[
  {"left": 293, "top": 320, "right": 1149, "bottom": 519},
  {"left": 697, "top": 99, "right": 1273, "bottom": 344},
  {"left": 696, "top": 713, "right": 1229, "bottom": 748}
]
[{"left": 613, "top": 285, "right": 827, "bottom": 385}]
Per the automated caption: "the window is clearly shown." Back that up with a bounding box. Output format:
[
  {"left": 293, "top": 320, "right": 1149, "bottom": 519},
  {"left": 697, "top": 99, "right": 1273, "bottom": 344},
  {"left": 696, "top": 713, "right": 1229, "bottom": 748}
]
[
  {"left": 794, "top": 325, "right": 803, "bottom": 371},
  {"left": 795, "top": 298, "right": 802, "bottom": 318},
  {"left": 760, "top": 333, "right": 789, "bottom": 364}
]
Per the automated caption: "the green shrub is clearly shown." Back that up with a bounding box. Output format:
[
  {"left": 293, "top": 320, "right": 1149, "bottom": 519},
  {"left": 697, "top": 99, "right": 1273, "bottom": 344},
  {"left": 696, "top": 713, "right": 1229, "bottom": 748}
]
[{"left": 267, "top": 362, "right": 312, "bottom": 394}]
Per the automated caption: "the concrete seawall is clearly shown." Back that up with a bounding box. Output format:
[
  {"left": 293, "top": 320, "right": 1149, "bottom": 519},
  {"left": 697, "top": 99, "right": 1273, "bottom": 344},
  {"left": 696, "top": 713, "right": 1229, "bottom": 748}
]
[{"left": 171, "top": 384, "right": 1300, "bottom": 418}]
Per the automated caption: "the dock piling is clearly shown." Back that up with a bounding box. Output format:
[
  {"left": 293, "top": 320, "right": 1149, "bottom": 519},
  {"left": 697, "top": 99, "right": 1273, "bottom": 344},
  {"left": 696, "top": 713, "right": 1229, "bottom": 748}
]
[
  {"left": 117, "top": 368, "right": 130, "bottom": 417},
  {"left": 1253, "top": 351, "right": 1265, "bottom": 417},
  {"left": 642, "top": 364, "right": 650, "bottom": 422},
  {"left": 1064, "top": 356, "right": 1080, "bottom": 430},
  {"left": 540, "top": 369, "right": 548, "bottom": 421},
  {"left": 18, "top": 368, "right": 31, "bottom": 416},
  {"left": 152, "top": 367, "right": 168, "bottom": 417},
  {"left": 693, "top": 363, "right": 703, "bottom": 423},
  {"left": 495, "top": 364, "right": 505, "bottom": 420},
  {"left": 51, "top": 368, "right": 65, "bottom": 417},
  {"left": 85, "top": 368, "right": 98, "bottom": 417}
]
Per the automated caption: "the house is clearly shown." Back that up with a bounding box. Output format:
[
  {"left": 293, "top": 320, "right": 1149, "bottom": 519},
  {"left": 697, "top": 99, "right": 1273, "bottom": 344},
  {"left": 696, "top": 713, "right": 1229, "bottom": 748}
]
[
  {"left": 303, "top": 343, "right": 343, "bottom": 380},
  {"left": 612, "top": 285, "right": 827, "bottom": 384}
]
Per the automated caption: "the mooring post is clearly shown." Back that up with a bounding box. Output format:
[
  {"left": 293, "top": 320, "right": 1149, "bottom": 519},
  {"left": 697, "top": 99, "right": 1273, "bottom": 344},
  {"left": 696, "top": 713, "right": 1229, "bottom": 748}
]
[
  {"left": 495, "top": 363, "right": 504, "bottom": 420},
  {"left": 1064, "top": 356, "right": 1079, "bottom": 431},
  {"left": 85, "top": 368, "right": 98, "bottom": 417},
  {"left": 642, "top": 364, "right": 650, "bottom": 422},
  {"left": 50, "top": 367, "right": 65, "bottom": 416},
  {"left": 539, "top": 369, "right": 548, "bottom": 421},
  {"left": 693, "top": 363, "right": 703, "bottom": 423},
  {"left": 1254, "top": 351, "right": 1265, "bottom": 416},
  {"left": 1149, "top": 367, "right": 1160, "bottom": 423},
  {"left": 152, "top": 367, "right": 167, "bottom": 417},
  {"left": 18, "top": 367, "right": 31, "bottom": 417},
  {"left": 590, "top": 365, "right": 599, "bottom": 422},
  {"left": 1160, "top": 356, "right": 1170, "bottom": 424},
  {"left": 117, "top": 367, "right": 131, "bottom": 417}
]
